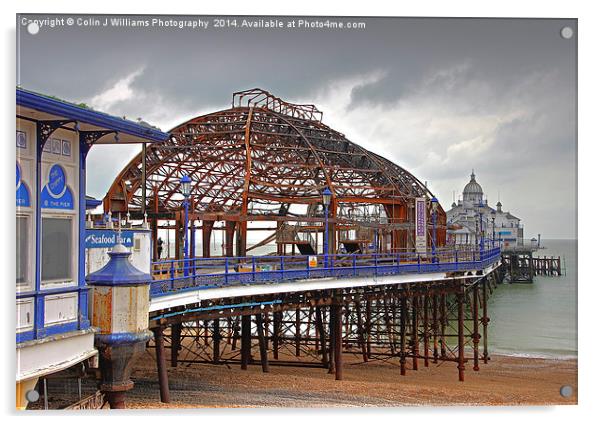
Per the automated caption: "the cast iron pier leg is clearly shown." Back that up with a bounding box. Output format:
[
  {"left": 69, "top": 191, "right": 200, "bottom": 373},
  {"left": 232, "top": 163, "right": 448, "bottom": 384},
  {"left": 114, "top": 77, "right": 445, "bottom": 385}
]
[
  {"left": 482, "top": 278, "right": 489, "bottom": 364},
  {"left": 256, "top": 313, "right": 269, "bottom": 373},
  {"left": 152, "top": 327, "right": 170, "bottom": 403},
  {"left": 241, "top": 315, "right": 251, "bottom": 370},
  {"left": 412, "top": 295, "right": 419, "bottom": 371},
  {"left": 423, "top": 294, "right": 429, "bottom": 367},
  {"left": 399, "top": 295, "right": 407, "bottom": 375},
  {"left": 213, "top": 319, "right": 221, "bottom": 364},
  {"left": 334, "top": 294, "right": 343, "bottom": 381},
  {"left": 457, "top": 290, "right": 465, "bottom": 382},
  {"left": 472, "top": 284, "right": 480, "bottom": 371},
  {"left": 171, "top": 323, "right": 181, "bottom": 368}
]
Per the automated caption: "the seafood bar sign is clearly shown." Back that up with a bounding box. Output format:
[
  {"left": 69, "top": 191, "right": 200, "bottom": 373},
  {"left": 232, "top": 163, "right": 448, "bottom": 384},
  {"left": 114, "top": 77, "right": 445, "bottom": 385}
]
[
  {"left": 85, "top": 229, "right": 135, "bottom": 248},
  {"left": 415, "top": 197, "right": 427, "bottom": 254}
]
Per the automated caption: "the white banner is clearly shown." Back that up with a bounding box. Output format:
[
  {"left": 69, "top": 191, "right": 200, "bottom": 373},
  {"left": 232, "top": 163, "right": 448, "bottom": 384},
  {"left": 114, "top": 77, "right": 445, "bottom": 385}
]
[{"left": 415, "top": 197, "right": 427, "bottom": 254}]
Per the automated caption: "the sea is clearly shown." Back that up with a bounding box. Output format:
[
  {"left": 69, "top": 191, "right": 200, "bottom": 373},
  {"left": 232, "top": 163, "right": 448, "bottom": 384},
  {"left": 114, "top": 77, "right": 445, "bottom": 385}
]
[{"left": 487, "top": 239, "right": 577, "bottom": 359}]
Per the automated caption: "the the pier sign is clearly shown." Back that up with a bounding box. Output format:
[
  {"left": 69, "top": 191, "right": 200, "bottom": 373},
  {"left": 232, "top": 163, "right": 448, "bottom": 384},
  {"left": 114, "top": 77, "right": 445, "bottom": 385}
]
[
  {"left": 415, "top": 197, "right": 427, "bottom": 253},
  {"left": 85, "top": 229, "right": 135, "bottom": 248},
  {"left": 41, "top": 164, "right": 74, "bottom": 210},
  {"left": 16, "top": 162, "right": 30, "bottom": 207}
]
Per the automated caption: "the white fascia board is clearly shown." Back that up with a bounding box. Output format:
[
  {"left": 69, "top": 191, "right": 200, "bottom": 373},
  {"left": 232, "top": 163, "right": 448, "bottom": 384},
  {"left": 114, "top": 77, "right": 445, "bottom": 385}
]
[{"left": 150, "top": 261, "right": 500, "bottom": 312}]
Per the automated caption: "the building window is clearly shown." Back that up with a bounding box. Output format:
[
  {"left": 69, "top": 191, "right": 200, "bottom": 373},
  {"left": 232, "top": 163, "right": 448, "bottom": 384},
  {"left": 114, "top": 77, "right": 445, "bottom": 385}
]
[
  {"left": 16, "top": 215, "right": 29, "bottom": 286},
  {"left": 42, "top": 217, "right": 73, "bottom": 283}
]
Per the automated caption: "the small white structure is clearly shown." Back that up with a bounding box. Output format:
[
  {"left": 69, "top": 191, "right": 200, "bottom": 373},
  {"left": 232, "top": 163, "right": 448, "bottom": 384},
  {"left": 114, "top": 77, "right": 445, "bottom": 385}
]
[{"left": 446, "top": 171, "right": 524, "bottom": 249}]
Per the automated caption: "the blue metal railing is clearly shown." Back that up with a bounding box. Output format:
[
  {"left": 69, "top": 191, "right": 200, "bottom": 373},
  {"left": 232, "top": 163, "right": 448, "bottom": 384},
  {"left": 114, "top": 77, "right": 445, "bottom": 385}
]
[{"left": 149, "top": 247, "right": 501, "bottom": 298}]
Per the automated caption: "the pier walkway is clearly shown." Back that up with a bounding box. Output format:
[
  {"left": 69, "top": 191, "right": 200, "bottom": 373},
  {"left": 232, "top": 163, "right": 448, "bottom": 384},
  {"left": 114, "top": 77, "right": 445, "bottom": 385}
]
[{"left": 149, "top": 247, "right": 501, "bottom": 310}]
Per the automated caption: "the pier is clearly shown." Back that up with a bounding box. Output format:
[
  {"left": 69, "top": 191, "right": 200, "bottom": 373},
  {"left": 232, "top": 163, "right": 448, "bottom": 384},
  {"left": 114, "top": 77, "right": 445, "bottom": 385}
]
[{"left": 501, "top": 247, "right": 562, "bottom": 283}]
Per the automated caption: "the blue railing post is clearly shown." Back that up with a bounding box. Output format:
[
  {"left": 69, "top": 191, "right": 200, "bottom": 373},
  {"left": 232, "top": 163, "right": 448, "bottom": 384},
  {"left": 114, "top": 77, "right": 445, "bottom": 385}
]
[
  {"left": 169, "top": 260, "right": 175, "bottom": 290},
  {"left": 225, "top": 257, "right": 229, "bottom": 286},
  {"left": 252, "top": 256, "right": 256, "bottom": 283},
  {"left": 417, "top": 254, "right": 421, "bottom": 272},
  {"left": 281, "top": 256, "right": 285, "bottom": 280},
  {"left": 455, "top": 250, "right": 459, "bottom": 270},
  {"left": 306, "top": 255, "right": 310, "bottom": 279},
  {"left": 397, "top": 253, "right": 401, "bottom": 272},
  {"left": 352, "top": 255, "right": 357, "bottom": 276}
]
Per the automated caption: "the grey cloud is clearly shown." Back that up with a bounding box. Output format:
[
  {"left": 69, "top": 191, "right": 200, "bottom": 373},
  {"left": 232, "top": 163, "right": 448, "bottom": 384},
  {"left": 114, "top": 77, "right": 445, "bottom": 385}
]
[{"left": 17, "top": 15, "right": 576, "bottom": 238}]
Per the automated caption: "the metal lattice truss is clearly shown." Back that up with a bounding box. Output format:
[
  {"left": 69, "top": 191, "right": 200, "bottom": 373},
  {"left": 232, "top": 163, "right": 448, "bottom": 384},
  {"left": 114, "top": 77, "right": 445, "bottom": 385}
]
[{"left": 104, "top": 89, "right": 437, "bottom": 223}]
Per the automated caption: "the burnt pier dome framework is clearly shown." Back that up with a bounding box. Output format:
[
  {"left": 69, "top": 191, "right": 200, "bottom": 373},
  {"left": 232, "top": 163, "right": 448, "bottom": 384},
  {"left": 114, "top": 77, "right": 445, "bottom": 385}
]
[{"left": 104, "top": 89, "right": 446, "bottom": 259}]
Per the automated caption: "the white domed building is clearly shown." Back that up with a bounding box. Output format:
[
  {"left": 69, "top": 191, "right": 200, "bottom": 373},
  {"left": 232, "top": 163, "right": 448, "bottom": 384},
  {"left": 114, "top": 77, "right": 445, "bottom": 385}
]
[{"left": 446, "top": 171, "right": 524, "bottom": 249}]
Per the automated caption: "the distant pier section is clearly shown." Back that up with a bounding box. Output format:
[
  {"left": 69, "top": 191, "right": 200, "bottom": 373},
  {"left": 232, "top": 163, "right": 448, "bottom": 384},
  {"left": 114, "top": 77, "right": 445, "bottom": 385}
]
[{"left": 500, "top": 246, "right": 562, "bottom": 283}]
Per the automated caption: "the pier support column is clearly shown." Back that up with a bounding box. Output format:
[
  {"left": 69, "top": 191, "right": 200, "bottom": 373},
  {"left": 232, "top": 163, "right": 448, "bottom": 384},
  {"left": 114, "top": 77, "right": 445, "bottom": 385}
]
[
  {"left": 432, "top": 294, "right": 439, "bottom": 364},
  {"left": 315, "top": 307, "right": 328, "bottom": 367},
  {"left": 366, "top": 300, "right": 372, "bottom": 359},
  {"left": 241, "top": 315, "right": 251, "bottom": 370},
  {"left": 481, "top": 279, "right": 490, "bottom": 364},
  {"left": 412, "top": 296, "right": 419, "bottom": 370},
  {"left": 272, "top": 311, "right": 282, "bottom": 360},
  {"left": 171, "top": 323, "right": 181, "bottom": 367},
  {"left": 423, "top": 294, "right": 429, "bottom": 367},
  {"left": 152, "top": 327, "right": 170, "bottom": 403},
  {"left": 440, "top": 293, "right": 447, "bottom": 359},
  {"left": 256, "top": 314, "right": 269, "bottom": 373},
  {"left": 213, "top": 319, "right": 221, "bottom": 364},
  {"left": 334, "top": 293, "right": 343, "bottom": 381},
  {"left": 472, "top": 284, "right": 480, "bottom": 372},
  {"left": 355, "top": 301, "right": 368, "bottom": 362},
  {"left": 295, "top": 308, "right": 301, "bottom": 357},
  {"left": 399, "top": 294, "right": 407, "bottom": 376},
  {"left": 328, "top": 304, "right": 336, "bottom": 374},
  {"left": 457, "top": 289, "right": 466, "bottom": 382}
]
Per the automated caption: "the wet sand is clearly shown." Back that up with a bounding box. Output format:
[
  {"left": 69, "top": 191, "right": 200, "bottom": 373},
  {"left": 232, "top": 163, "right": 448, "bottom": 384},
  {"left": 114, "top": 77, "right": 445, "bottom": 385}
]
[{"left": 126, "top": 350, "right": 577, "bottom": 408}]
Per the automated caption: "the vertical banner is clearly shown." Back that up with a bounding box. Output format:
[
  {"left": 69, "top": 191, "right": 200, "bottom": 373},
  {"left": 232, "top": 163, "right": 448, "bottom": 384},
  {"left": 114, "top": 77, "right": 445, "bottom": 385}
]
[{"left": 415, "top": 197, "right": 427, "bottom": 254}]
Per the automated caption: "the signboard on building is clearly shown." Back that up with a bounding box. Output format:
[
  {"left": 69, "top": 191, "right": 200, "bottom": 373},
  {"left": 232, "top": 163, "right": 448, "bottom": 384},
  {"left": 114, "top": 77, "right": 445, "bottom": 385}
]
[
  {"left": 415, "top": 197, "right": 427, "bottom": 253},
  {"left": 85, "top": 229, "right": 135, "bottom": 248}
]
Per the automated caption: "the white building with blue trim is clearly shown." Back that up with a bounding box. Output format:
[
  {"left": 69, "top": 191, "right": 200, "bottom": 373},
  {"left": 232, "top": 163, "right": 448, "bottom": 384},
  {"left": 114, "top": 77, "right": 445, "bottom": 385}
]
[
  {"left": 446, "top": 171, "right": 524, "bottom": 248},
  {"left": 15, "top": 88, "right": 169, "bottom": 409}
]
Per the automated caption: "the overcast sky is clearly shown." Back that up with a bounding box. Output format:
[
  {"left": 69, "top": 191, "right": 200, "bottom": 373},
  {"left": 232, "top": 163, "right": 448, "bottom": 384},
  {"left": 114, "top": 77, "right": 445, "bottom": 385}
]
[{"left": 17, "top": 15, "right": 577, "bottom": 238}]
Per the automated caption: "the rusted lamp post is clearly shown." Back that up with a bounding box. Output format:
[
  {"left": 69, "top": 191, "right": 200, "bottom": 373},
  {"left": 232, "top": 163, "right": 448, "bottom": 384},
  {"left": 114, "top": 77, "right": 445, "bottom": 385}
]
[{"left": 87, "top": 237, "right": 152, "bottom": 409}]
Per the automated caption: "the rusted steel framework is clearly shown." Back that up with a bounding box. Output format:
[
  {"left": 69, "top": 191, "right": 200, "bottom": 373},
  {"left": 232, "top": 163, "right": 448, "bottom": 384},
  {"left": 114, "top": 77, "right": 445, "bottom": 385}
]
[
  {"left": 146, "top": 267, "right": 502, "bottom": 402},
  {"left": 104, "top": 89, "right": 446, "bottom": 258}
]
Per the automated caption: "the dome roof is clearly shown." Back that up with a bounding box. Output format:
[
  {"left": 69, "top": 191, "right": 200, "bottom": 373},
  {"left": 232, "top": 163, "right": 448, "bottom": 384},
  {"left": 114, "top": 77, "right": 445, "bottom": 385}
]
[
  {"left": 104, "top": 89, "right": 434, "bottom": 215},
  {"left": 463, "top": 170, "right": 483, "bottom": 196}
]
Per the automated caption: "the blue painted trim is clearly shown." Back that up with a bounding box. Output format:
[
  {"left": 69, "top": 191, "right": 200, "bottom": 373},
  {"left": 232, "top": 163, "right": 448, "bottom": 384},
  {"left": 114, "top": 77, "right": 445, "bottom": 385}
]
[
  {"left": 33, "top": 122, "right": 44, "bottom": 338},
  {"left": 16, "top": 330, "right": 35, "bottom": 344},
  {"left": 85, "top": 197, "right": 102, "bottom": 209},
  {"left": 95, "top": 331, "right": 152, "bottom": 346},
  {"left": 17, "top": 88, "right": 169, "bottom": 143},
  {"left": 78, "top": 140, "right": 90, "bottom": 329}
]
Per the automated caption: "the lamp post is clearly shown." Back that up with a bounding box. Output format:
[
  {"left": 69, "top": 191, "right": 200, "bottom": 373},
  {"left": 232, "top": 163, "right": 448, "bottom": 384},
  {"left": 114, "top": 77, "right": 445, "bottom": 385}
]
[
  {"left": 477, "top": 201, "right": 484, "bottom": 257},
  {"left": 322, "top": 187, "right": 332, "bottom": 269},
  {"left": 490, "top": 211, "right": 496, "bottom": 249},
  {"left": 180, "top": 175, "right": 191, "bottom": 276},
  {"left": 431, "top": 197, "right": 438, "bottom": 263}
]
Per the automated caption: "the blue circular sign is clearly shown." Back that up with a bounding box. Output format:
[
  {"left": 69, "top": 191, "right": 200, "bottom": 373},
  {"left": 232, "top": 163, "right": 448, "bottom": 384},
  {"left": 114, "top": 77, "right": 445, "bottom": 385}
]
[{"left": 48, "top": 164, "right": 66, "bottom": 197}]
